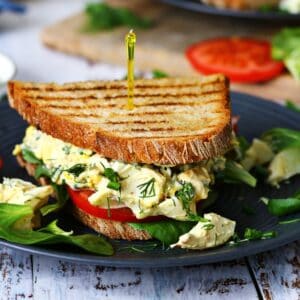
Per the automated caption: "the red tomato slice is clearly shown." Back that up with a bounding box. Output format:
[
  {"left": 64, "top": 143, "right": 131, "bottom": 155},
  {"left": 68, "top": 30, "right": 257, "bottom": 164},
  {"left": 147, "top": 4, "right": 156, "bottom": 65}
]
[
  {"left": 186, "top": 38, "right": 284, "bottom": 83},
  {"left": 0, "top": 157, "right": 3, "bottom": 170},
  {"left": 67, "top": 187, "right": 165, "bottom": 223}
]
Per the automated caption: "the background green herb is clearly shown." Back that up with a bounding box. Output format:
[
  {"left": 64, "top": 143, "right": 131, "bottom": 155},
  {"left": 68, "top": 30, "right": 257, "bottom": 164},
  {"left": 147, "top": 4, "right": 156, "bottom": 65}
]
[
  {"left": 243, "top": 228, "right": 277, "bottom": 240},
  {"left": 279, "top": 217, "right": 300, "bottom": 225},
  {"left": 0, "top": 203, "right": 113, "bottom": 255},
  {"left": 83, "top": 3, "right": 152, "bottom": 32},
  {"left": 272, "top": 27, "right": 300, "bottom": 80},
  {"left": 152, "top": 69, "right": 169, "bottom": 78},
  {"left": 262, "top": 127, "right": 300, "bottom": 152},
  {"left": 285, "top": 100, "right": 300, "bottom": 113},
  {"left": 217, "top": 161, "right": 257, "bottom": 187},
  {"left": 261, "top": 190, "right": 300, "bottom": 216},
  {"left": 229, "top": 228, "right": 277, "bottom": 245}
]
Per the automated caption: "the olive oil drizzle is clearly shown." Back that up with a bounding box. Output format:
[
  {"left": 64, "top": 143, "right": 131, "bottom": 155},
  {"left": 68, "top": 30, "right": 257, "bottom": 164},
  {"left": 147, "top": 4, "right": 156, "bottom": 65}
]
[{"left": 125, "top": 29, "right": 136, "bottom": 110}]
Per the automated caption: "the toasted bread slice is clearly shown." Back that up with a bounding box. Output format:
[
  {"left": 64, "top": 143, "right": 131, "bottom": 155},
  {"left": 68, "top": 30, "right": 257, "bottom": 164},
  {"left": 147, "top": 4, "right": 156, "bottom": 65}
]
[
  {"left": 16, "top": 155, "right": 151, "bottom": 240},
  {"left": 8, "top": 75, "right": 232, "bottom": 165}
]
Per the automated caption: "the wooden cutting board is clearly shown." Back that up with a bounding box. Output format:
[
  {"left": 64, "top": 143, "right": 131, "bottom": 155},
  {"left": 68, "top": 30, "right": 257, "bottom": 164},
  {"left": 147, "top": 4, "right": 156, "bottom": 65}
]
[{"left": 41, "top": 0, "right": 300, "bottom": 103}]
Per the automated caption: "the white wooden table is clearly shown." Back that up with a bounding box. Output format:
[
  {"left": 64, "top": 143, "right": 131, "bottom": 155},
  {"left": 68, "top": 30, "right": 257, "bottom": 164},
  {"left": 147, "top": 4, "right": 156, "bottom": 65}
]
[{"left": 0, "top": 1, "right": 299, "bottom": 299}]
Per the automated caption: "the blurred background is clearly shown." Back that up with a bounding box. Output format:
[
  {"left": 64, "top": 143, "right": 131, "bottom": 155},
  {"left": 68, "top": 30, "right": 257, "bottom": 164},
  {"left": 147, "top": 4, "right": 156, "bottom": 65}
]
[{"left": 1, "top": 0, "right": 300, "bottom": 101}]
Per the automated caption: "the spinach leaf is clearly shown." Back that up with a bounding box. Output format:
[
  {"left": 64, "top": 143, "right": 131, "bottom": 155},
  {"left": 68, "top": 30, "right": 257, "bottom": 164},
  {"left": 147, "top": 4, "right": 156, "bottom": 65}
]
[
  {"left": 22, "top": 149, "right": 42, "bottom": 165},
  {"left": 262, "top": 128, "right": 300, "bottom": 152},
  {"left": 129, "top": 220, "right": 196, "bottom": 245},
  {"left": 35, "top": 164, "right": 51, "bottom": 179},
  {"left": 217, "top": 161, "right": 257, "bottom": 187},
  {"left": 0, "top": 203, "right": 113, "bottom": 255},
  {"left": 84, "top": 3, "right": 152, "bottom": 32},
  {"left": 40, "top": 184, "right": 69, "bottom": 216}
]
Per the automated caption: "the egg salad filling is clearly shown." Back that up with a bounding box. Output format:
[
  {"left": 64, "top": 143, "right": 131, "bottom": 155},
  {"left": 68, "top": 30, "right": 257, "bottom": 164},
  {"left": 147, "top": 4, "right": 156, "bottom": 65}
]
[
  {"left": 0, "top": 178, "right": 53, "bottom": 230},
  {"left": 13, "top": 126, "right": 226, "bottom": 221}
]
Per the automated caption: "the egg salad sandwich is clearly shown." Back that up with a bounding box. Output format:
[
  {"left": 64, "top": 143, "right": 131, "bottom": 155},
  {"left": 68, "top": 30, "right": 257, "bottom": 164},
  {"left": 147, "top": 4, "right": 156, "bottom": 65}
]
[{"left": 7, "top": 74, "right": 241, "bottom": 250}]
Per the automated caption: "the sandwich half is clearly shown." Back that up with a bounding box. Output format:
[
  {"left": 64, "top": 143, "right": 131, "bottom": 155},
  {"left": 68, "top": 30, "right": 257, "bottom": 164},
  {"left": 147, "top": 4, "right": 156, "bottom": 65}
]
[{"left": 8, "top": 74, "right": 235, "bottom": 243}]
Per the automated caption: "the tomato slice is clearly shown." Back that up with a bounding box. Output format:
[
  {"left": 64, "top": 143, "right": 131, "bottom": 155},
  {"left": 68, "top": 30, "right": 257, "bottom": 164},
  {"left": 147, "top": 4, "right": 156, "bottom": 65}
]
[
  {"left": 186, "top": 38, "right": 284, "bottom": 83},
  {"left": 67, "top": 187, "right": 165, "bottom": 223},
  {"left": 0, "top": 157, "right": 3, "bottom": 170}
]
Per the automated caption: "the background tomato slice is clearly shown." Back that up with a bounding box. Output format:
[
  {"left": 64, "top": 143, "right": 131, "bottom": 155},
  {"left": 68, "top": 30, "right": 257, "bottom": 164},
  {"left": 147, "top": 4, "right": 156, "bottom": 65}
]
[
  {"left": 186, "top": 38, "right": 284, "bottom": 83},
  {"left": 68, "top": 187, "right": 165, "bottom": 223}
]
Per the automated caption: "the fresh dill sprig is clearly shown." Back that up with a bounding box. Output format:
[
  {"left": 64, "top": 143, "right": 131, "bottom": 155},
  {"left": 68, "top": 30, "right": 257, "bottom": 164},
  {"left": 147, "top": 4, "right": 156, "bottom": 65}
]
[{"left": 137, "top": 178, "right": 156, "bottom": 198}]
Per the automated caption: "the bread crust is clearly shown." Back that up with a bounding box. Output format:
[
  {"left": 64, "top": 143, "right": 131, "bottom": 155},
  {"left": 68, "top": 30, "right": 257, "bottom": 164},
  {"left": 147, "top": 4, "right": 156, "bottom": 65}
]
[
  {"left": 8, "top": 75, "right": 232, "bottom": 165},
  {"left": 16, "top": 155, "right": 151, "bottom": 240}
]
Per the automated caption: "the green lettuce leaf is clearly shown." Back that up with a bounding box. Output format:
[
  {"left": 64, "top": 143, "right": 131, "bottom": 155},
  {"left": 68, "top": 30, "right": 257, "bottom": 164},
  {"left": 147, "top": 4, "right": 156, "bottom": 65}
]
[
  {"left": 0, "top": 203, "right": 113, "bottom": 255},
  {"left": 129, "top": 220, "right": 196, "bottom": 245},
  {"left": 40, "top": 184, "right": 69, "bottom": 216},
  {"left": 272, "top": 28, "right": 300, "bottom": 80}
]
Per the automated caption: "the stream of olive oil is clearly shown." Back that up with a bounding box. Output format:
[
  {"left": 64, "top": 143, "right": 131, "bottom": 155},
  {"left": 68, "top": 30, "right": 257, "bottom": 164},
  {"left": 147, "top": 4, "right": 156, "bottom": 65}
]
[{"left": 125, "top": 29, "right": 136, "bottom": 110}]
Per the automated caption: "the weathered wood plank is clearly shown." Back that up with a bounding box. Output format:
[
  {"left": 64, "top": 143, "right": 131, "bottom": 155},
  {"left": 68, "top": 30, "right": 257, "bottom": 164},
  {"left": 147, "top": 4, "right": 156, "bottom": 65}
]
[
  {"left": 32, "top": 256, "right": 258, "bottom": 299},
  {"left": 0, "top": 247, "right": 33, "bottom": 300},
  {"left": 248, "top": 241, "right": 300, "bottom": 300}
]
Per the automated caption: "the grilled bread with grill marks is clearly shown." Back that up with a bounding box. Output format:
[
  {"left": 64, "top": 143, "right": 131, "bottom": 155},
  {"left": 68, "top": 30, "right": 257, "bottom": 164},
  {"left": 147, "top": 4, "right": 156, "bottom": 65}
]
[
  {"left": 8, "top": 74, "right": 232, "bottom": 165},
  {"left": 16, "top": 155, "right": 151, "bottom": 240}
]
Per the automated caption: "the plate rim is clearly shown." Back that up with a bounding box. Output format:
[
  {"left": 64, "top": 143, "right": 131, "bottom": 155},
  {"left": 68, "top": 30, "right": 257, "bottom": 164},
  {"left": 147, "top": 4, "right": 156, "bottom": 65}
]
[
  {"left": 159, "top": 0, "right": 300, "bottom": 21},
  {"left": 0, "top": 91, "right": 300, "bottom": 267}
]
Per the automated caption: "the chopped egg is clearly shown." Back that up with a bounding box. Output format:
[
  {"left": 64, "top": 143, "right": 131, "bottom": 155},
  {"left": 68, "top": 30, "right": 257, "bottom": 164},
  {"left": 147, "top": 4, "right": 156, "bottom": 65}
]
[
  {"left": 171, "top": 213, "right": 236, "bottom": 250},
  {"left": 14, "top": 126, "right": 223, "bottom": 220},
  {"left": 0, "top": 178, "right": 53, "bottom": 230}
]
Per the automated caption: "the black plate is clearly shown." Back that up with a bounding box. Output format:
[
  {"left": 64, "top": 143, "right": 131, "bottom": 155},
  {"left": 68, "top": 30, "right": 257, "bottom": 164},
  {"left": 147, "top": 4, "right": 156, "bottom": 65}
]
[
  {"left": 160, "top": 0, "right": 300, "bottom": 21},
  {"left": 0, "top": 92, "right": 300, "bottom": 267}
]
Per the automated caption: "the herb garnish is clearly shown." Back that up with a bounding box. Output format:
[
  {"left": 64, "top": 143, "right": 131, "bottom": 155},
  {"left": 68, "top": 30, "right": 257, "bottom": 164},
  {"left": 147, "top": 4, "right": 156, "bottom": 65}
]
[
  {"left": 118, "top": 242, "right": 159, "bottom": 253},
  {"left": 279, "top": 218, "right": 300, "bottom": 225},
  {"left": 66, "top": 164, "right": 86, "bottom": 177},
  {"left": 176, "top": 182, "right": 207, "bottom": 222},
  {"left": 137, "top": 178, "right": 156, "bottom": 198},
  {"left": 83, "top": 3, "right": 152, "bottom": 32},
  {"left": 102, "top": 166, "right": 121, "bottom": 191},
  {"left": 62, "top": 145, "right": 71, "bottom": 155},
  {"left": 202, "top": 223, "right": 215, "bottom": 230},
  {"left": 229, "top": 228, "right": 277, "bottom": 246}
]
